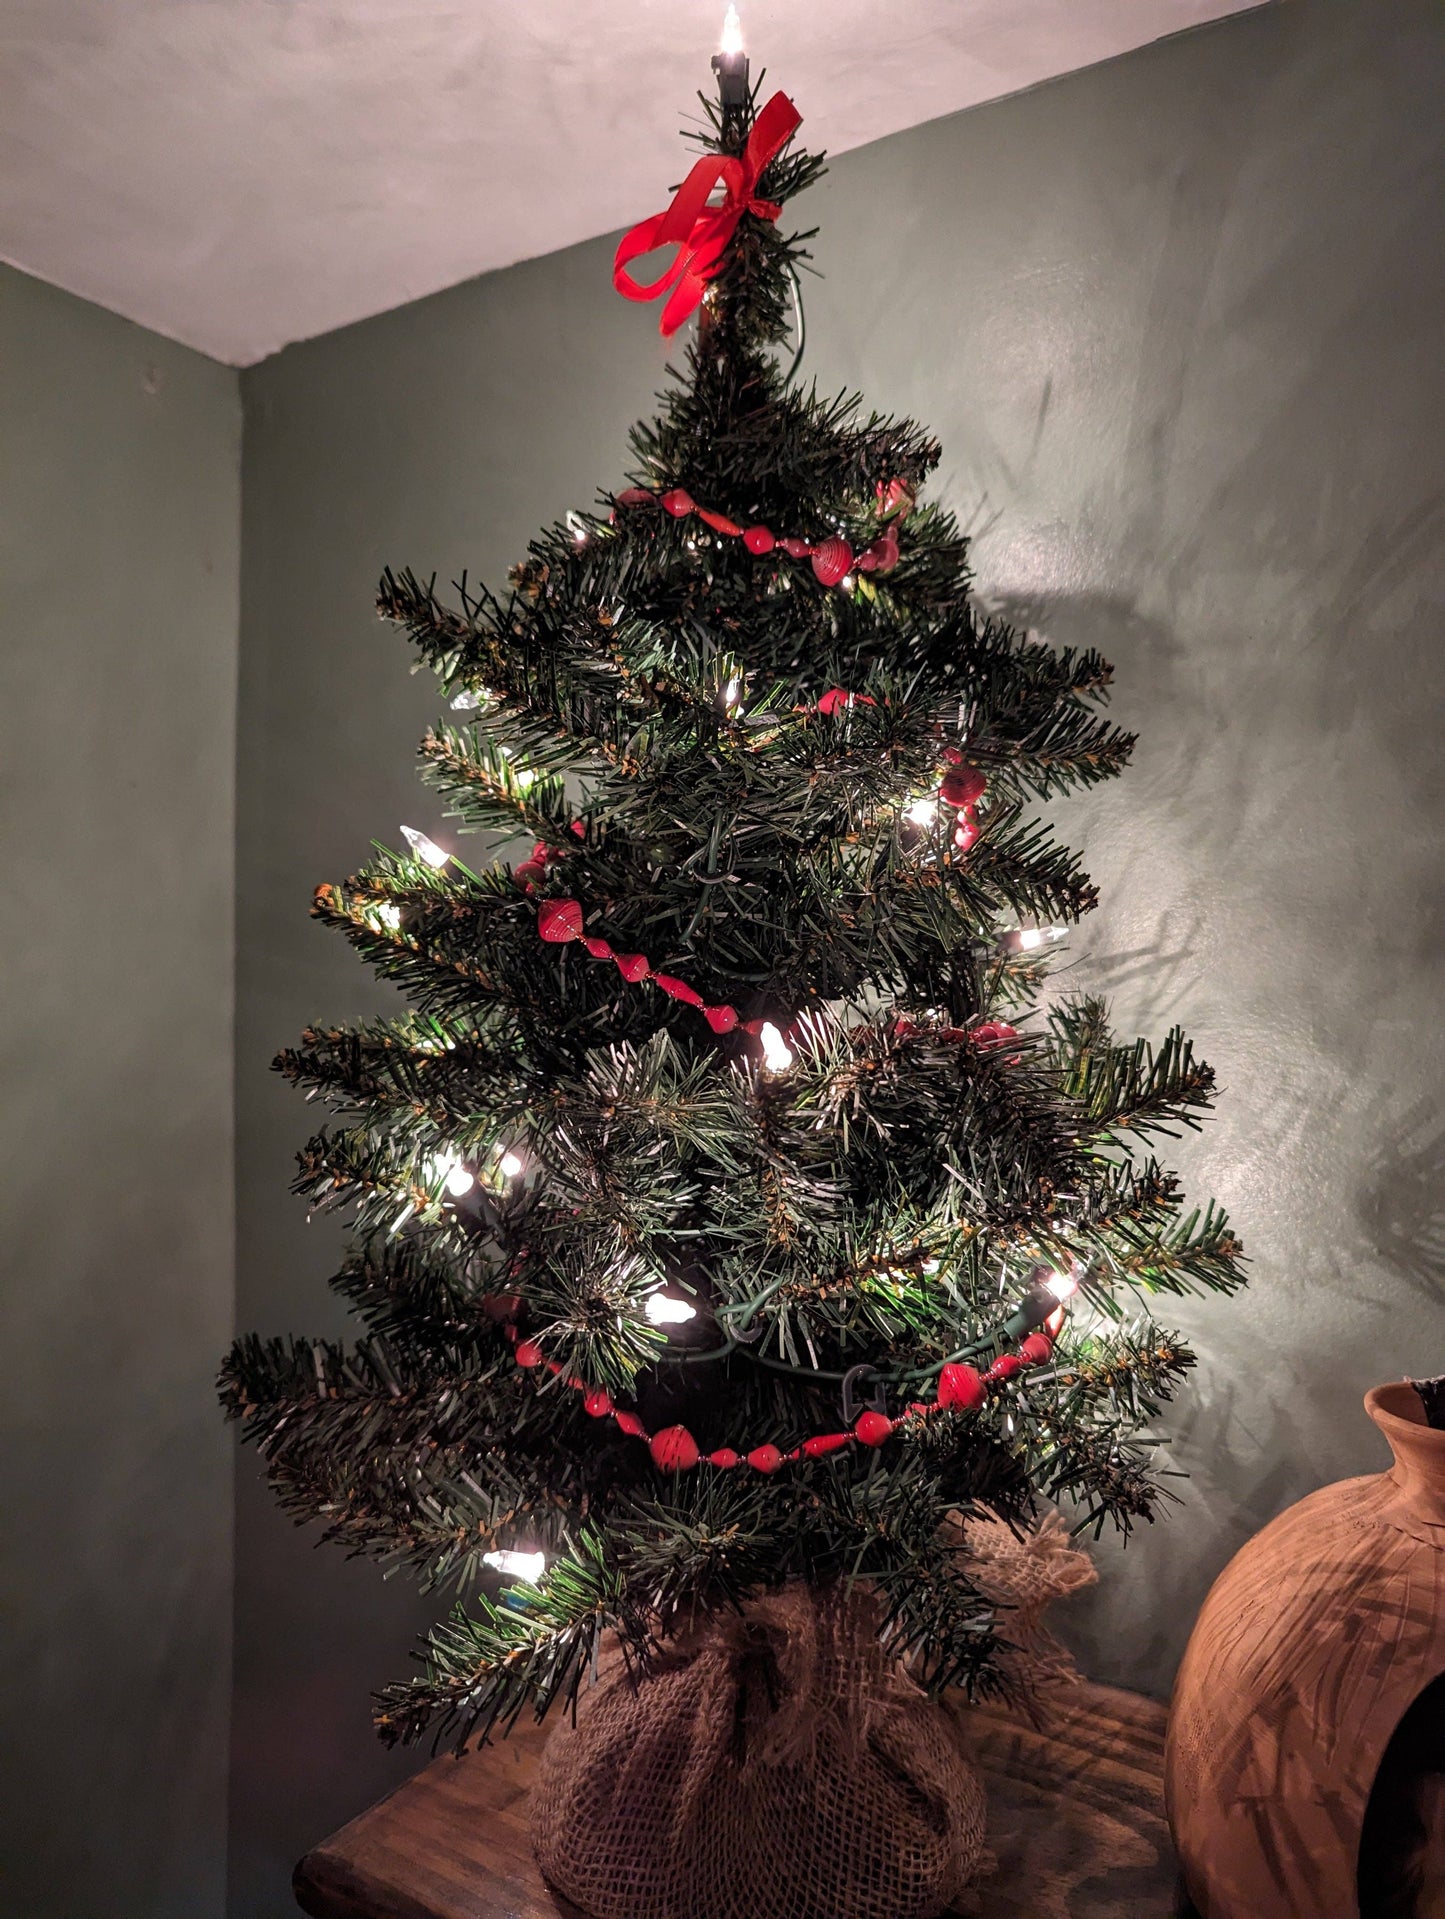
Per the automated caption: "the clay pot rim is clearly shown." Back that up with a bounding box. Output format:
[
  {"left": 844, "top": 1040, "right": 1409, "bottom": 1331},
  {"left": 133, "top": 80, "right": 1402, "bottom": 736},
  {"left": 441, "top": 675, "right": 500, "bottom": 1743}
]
[{"left": 1366, "top": 1381, "right": 1445, "bottom": 1448}]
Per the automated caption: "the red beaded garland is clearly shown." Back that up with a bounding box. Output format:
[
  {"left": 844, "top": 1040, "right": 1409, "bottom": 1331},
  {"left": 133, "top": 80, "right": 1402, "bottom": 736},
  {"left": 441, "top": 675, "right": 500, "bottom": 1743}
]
[
  {"left": 985, "top": 1353, "right": 1024, "bottom": 1383},
  {"left": 616, "top": 483, "right": 913, "bottom": 589},
  {"left": 802, "top": 1432, "right": 853, "bottom": 1458},
  {"left": 1020, "top": 1333, "right": 1054, "bottom": 1366},
  {"left": 939, "top": 764, "right": 987, "bottom": 809},
  {"left": 583, "top": 1388, "right": 614, "bottom": 1418},
  {"left": 537, "top": 898, "right": 584, "bottom": 942},
  {"left": 650, "top": 1425, "right": 701, "bottom": 1472},
  {"left": 514, "top": 1340, "right": 544, "bottom": 1368},
  {"left": 709, "top": 1447, "right": 741, "bottom": 1468},
  {"left": 614, "top": 1410, "right": 647, "bottom": 1437},
  {"left": 748, "top": 1444, "right": 785, "bottom": 1473},
  {"left": 810, "top": 536, "right": 854, "bottom": 587},
  {"left": 854, "top": 1410, "right": 894, "bottom": 1447},
  {"left": 936, "top": 1362, "right": 986, "bottom": 1412}
]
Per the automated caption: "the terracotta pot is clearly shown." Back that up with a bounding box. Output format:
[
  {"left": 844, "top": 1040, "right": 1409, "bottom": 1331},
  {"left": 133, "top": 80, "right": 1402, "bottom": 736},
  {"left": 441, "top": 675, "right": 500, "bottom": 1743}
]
[{"left": 1165, "top": 1383, "right": 1445, "bottom": 1917}]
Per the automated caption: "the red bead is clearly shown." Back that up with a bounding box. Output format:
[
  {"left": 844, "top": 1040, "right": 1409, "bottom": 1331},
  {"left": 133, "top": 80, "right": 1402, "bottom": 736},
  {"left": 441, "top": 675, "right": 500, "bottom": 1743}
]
[
  {"left": 986, "top": 1353, "right": 1024, "bottom": 1383},
  {"left": 697, "top": 508, "right": 743, "bottom": 535},
  {"left": 779, "top": 538, "right": 812, "bottom": 559},
  {"left": 936, "top": 1363, "right": 986, "bottom": 1412},
  {"left": 583, "top": 936, "right": 613, "bottom": 959},
  {"left": 802, "top": 1432, "right": 852, "bottom": 1458},
  {"left": 1020, "top": 1333, "right": 1054, "bottom": 1366},
  {"left": 583, "top": 1388, "right": 614, "bottom": 1418},
  {"left": 537, "top": 898, "right": 584, "bottom": 943},
  {"left": 650, "top": 1425, "right": 700, "bottom": 1473},
  {"left": 513, "top": 859, "right": 545, "bottom": 889},
  {"left": 816, "top": 688, "right": 875, "bottom": 716},
  {"left": 708, "top": 1448, "right": 741, "bottom": 1468},
  {"left": 952, "top": 810, "right": 980, "bottom": 853},
  {"left": 747, "top": 1444, "right": 784, "bottom": 1473},
  {"left": 810, "top": 536, "right": 854, "bottom": 588},
  {"left": 615, "top": 487, "right": 657, "bottom": 508},
  {"left": 652, "top": 974, "right": 704, "bottom": 1007},
  {"left": 854, "top": 1411, "right": 894, "bottom": 1447},
  {"left": 939, "top": 764, "right": 986, "bottom": 809},
  {"left": 743, "top": 525, "right": 775, "bottom": 554},
  {"left": 661, "top": 488, "right": 695, "bottom": 517},
  {"left": 514, "top": 1341, "right": 543, "bottom": 1369},
  {"left": 613, "top": 951, "right": 651, "bottom": 982},
  {"left": 941, "top": 746, "right": 963, "bottom": 765},
  {"left": 704, "top": 1004, "right": 739, "bottom": 1034},
  {"left": 971, "top": 1021, "right": 1019, "bottom": 1050},
  {"left": 860, "top": 533, "right": 899, "bottom": 575},
  {"left": 545, "top": 1358, "right": 563, "bottom": 1374},
  {"left": 614, "top": 1410, "right": 647, "bottom": 1438}
]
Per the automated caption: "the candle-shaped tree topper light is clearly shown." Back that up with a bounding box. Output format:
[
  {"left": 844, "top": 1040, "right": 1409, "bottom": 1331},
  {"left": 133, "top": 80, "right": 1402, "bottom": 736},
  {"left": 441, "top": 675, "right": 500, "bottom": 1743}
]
[{"left": 712, "top": 6, "right": 748, "bottom": 109}]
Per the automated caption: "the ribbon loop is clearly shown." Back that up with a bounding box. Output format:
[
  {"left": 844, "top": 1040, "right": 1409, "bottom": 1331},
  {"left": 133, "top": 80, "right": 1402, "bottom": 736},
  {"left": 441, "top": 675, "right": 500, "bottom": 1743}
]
[{"left": 614, "top": 92, "right": 802, "bottom": 337}]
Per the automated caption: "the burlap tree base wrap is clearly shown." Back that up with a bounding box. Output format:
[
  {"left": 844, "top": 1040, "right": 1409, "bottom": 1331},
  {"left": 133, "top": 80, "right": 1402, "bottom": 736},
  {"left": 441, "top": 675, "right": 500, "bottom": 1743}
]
[
  {"left": 531, "top": 1513, "right": 1096, "bottom": 1919},
  {"left": 531, "top": 1581, "right": 985, "bottom": 1919}
]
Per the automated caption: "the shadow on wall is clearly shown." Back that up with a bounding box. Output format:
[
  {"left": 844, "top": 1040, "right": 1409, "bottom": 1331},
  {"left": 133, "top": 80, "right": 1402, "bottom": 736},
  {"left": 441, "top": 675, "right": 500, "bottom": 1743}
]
[{"left": 1357, "top": 1096, "right": 1445, "bottom": 1311}]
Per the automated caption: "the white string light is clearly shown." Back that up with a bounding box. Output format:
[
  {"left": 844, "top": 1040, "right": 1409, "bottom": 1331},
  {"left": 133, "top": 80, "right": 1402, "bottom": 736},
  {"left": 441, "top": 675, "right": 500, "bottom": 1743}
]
[
  {"left": 450, "top": 687, "right": 492, "bottom": 712},
  {"left": 759, "top": 1022, "right": 795, "bottom": 1074},
  {"left": 373, "top": 902, "right": 402, "bottom": 931},
  {"left": 401, "top": 824, "right": 450, "bottom": 869},
  {"left": 1015, "top": 925, "right": 1068, "bottom": 952},
  {"left": 645, "top": 1292, "right": 698, "bottom": 1326},
  {"left": 1045, "top": 1263, "right": 1083, "bottom": 1303},
  {"left": 428, "top": 1150, "right": 474, "bottom": 1197},
  {"left": 483, "top": 1549, "right": 546, "bottom": 1583},
  {"left": 498, "top": 1149, "right": 524, "bottom": 1179},
  {"left": 903, "top": 798, "right": 937, "bottom": 825},
  {"left": 565, "top": 510, "right": 589, "bottom": 546},
  {"left": 720, "top": 4, "right": 743, "bottom": 55}
]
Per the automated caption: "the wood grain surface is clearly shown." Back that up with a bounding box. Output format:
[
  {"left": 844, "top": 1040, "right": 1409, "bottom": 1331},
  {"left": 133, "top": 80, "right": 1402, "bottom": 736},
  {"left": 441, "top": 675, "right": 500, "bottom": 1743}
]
[{"left": 294, "top": 1680, "right": 1189, "bottom": 1919}]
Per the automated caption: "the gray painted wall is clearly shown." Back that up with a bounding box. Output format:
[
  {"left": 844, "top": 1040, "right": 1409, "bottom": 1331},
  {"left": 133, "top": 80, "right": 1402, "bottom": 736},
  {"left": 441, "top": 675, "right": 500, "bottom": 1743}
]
[
  {"left": 0, "top": 266, "right": 240, "bottom": 1918},
  {"left": 234, "top": 0, "right": 1443, "bottom": 1908}
]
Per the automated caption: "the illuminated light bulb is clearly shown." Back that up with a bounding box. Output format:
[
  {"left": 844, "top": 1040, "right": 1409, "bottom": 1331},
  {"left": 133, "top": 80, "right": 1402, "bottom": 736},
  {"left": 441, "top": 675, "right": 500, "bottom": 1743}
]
[
  {"left": 720, "top": 4, "right": 743, "bottom": 54},
  {"left": 498, "top": 1149, "right": 524, "bottom": 1179},
  {"left": 840, "top": 573, "right": 856, "bottom": 592},
  {"left": 759, "top": 1022, "right": 795, "bottom": 1074},
  {"left": 483, "top": 1549, "right": 546, "bottom": 1584},
  {"left": 904, "top": 798, "right": 937, "bottom": 825},
  {"left": 374, "top": 902, "right": 402, "bottom": 931},
  {"left": 401, "top": 824, "right": 449, "bottom": 869},
  {"left": 1015, "top": 924, "right": 1068, "bottom": 952},
  {"left": 565, "top": 510, "right": 589, "bottom": 546},
  {"left": 921, "top": 1257, "right": 941, "bottom": 1275},
  {"left": 428, "top": 1149, "right": 474, "bottom": 1197},
  {"left": 645, "top": 1293, "right": 698, "bottom": 1326},
  {"left": 723, "top": 677, "right": 743, "bottom": 713},
  {"left": 450, "top": 687, "right": 491, "bottom": 711},
  {"left": 1045, "top": 1264, "right": 1082, "bottom": 1303}
]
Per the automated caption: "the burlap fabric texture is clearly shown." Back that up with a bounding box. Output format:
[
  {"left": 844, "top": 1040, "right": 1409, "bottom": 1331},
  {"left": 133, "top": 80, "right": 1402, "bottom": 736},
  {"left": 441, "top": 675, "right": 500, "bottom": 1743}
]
[
  {"left": 956, "top": 1507, "right": 1098, "bottom": 1699},
  {"left": 531, "top": 1579, "right": 985, "bottom": 1919}
]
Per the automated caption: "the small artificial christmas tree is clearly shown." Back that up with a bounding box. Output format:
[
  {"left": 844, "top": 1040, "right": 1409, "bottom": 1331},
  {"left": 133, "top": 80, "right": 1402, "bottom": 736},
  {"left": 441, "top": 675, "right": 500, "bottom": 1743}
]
[{"left": 222, "top": 48, "right": 1244, "bottom": 1810}]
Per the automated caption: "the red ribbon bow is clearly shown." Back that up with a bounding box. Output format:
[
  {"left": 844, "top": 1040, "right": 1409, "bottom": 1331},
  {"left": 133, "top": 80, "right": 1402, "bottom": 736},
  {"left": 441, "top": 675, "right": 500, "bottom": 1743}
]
[{"left": 613, "top": 91, "right": 802, "bottom": 336}]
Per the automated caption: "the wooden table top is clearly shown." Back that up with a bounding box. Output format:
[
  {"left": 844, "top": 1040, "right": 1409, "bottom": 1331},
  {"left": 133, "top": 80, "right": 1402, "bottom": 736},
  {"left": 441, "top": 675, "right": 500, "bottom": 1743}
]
[{"left": 294, "top": 1680, "right": 1190, "bottom": 1919}]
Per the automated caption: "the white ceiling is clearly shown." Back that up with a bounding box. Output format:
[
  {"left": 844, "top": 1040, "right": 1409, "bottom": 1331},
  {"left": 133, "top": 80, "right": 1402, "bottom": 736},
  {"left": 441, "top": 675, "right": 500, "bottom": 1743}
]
[{"left": 0, "top": 0, "right": 1261, "bottom": 366}]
